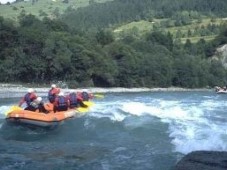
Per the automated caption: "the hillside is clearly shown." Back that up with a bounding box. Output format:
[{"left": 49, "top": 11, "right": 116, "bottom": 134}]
[
  {"left": 0, "top": 0, "right": 227, "bottom": 88},
  {"left": 114, "top": 18, "right": 227, "bottom": 43},
  {"left": 0, "top": 0, "right": 112, "bottom": 20},
  {"left": 1, "top": 0, "right": 227, "bottom": 44}
]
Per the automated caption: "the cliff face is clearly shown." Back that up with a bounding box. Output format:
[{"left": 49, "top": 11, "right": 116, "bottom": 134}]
[
  {"left": 212, "top": 44, "right": 227, "bottom": 69},
  {"left": 174, "top": 151, "right": 227, "bottom": 170}
]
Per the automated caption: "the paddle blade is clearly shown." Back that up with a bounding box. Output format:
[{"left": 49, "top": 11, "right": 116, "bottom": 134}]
[
  {"left": 83, "top": 101, "right": 94, "bottom": 107},
  {"left": 94, "top": 94, "right": 104, "bottom": 98},
  {"left": 5, "top": 105, "right": 22, "bottom": 116},
  {"left": 76, "top": 107, "right": 89, "bottom": 113}
]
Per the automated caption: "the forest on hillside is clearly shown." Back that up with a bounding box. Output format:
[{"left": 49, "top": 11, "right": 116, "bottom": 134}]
[
  {"left": 0, "top": 0, "right": 227, "bottom": 88},
  {"left": 61, "top": 0, "right": 227, "bottom": 29}
]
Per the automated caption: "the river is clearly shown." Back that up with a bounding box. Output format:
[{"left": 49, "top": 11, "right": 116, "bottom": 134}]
[{"left": 0, "top": 91, "right": 226, "bottom": 170}]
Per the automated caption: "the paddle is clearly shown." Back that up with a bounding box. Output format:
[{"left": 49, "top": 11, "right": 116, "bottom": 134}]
[
  {"left": 5, "top": 105, "right": 22, "bottom": 116},
  {"left": 75, "top": 101, "right": 94, "bottom": 113},
  {"left": 94, "top": 94, "right": 104, "bottom": 98},
  {"left": 83, "top": 101, "right": 94, "bottom": 107},
  {"left": 76, "top": 107, "right": 89, "bottom": 113}
]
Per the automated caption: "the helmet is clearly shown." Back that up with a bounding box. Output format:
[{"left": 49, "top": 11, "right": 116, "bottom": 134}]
[
  {"left": 37, "top": 97, "right": 42, "bottom": 102},
  {"left": 82, "top": 89, "right": 88, "bottom": 92},
  {"left": 28, "top": 88, "right": 34, "bottom": 93},
  {"left": 70, "top": 89, "right": 76, "bottom": 93},
  {"left": 51, "top": 84, "right": 56, "bottom": 88},
  {"left": 59, "top": 92, "right": 64, "bottom": 96}
]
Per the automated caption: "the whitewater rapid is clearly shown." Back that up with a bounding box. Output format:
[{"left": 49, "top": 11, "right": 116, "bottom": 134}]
[
  {"left": 87, "top": 92, "right": 227, "bottom": 154},
  {"left": 1, "top": 91, "right": 227, "bottom": 155}
]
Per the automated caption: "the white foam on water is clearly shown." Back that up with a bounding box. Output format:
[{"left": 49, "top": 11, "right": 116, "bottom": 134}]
[
  {"left": 112, "top": 99, "right": 227, "bottom": 154},
  {"left": 121, "top": 102, "right": 153, "bottom": 116},
  {"left": 170, "top": 122, "right": 227, "bottom": 154},
  {"left": 0, "top": 105, "right": 12, "bottom": 119},
  {"left": 0, "top": 91, "right": 225, "bottom": 155},
  {"left": 89, "top": 101, "right": 127, "bottom": 122},
  {"left": 201, "top": 99, "right": 227, "bottom": 109},
  {"left": 0, "top": 0, "right": 16, "bottom": 4},
  {"left": 0, "top": 105, "right": 13, "bottom": 128}
]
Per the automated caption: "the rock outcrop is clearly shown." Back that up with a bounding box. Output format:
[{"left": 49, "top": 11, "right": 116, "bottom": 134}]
[
  {"left": 213, "top": 44, "right": 227, "bottom": 69},
  {"left": 174, "top": 151, "right": 227, "bottom": 170}
]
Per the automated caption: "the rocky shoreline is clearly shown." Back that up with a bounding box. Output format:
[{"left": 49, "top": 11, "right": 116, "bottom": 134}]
[
  {"left": 0, "top": 84, "right": 213, "bottom": 98},
  {"left": 0, "top": 84, "right": 212, "bottom": 98},
  {"left": 174, "top": 151, "right": 227, "bottom": 170}
]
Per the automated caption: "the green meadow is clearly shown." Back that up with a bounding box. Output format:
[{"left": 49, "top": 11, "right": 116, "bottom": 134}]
[
  {"left": 114, "top": 18, "right": 227, "bottom": 43},
  {"left": 0, "top": 0, "right": 226, "bottom": 43},
  {"left": 0, "top": 0, "right": 112, "bottom": 20}
]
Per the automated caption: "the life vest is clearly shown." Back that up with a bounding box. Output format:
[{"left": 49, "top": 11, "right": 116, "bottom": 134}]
[
  {"left": 30, "top": 101, "right": 39, "bottom": 109},
  {"left": 48, "top": 89, "right": 55, "bottom": 102},
  {"left": 69, "top": 93, "right": 78, "bottom": 106},
  {"left": 82, "top": 92, "right": 89, "bottom": 101},
  {"left": 58, "top": 96, "right": 67, "bottom": 107},
  {"left": 25, "top": 93, "right": 32, "bottom": 105}
]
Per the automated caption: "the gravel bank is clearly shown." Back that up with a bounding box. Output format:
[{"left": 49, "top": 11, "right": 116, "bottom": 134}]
[{"left": 0, "top": 84, "right": 212, "bottom": 98}]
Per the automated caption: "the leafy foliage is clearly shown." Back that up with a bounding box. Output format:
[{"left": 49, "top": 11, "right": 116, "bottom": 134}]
[{"left": 0, "top": 0, "right": 227, "bottom": 88}]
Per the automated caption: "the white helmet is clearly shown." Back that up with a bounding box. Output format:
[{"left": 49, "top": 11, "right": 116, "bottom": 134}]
[
  {"left": 51, "top": 84, "right": 56, "bottom": 88},
  {"left": 59, "top": 92, "right": 64, "bottom": 96},
  {"left": 70, "top": 89, "right": 76, "bottom": 93},
  {"left": 28, "top": 88, "right": 34, "bottom": 93},
  {"left": 37, "top": 97, "right": 42, "bottom": 102},
  {"left": 82, "top": 89, "right": 88, "bottom": 92}
]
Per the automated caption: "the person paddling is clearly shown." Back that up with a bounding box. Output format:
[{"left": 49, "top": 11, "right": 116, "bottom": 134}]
[
  {"left": 67, "top": 90, "right": 86, "bottom": 109},
  {"left": 18, "top": 88, "right": 38, "bottom": 111},
  {"left": 48, "top": 84, "right": 60, "bottom": 103},
  {"left": 78, "top": 89, "right": 94, "bottom": 101},
  {"left": 54, "top": 92, "right": 68, "bottom": 112},
  {"left": 35, "top": 97, "right": 49, "bottom": 113},
  {"left": 27, "top": 97, "right": 48, "bottom": 113}
]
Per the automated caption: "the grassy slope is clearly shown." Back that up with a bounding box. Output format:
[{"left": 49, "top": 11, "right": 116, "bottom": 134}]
[
  {"left": 0, "top": 0, "right": 112, "bottom": 20},
  {"left": 1, "top": 0, "right": 226, "bottom": 43},
  {"left": 114, "top": 18, "right": 227, "bottom": 43}
]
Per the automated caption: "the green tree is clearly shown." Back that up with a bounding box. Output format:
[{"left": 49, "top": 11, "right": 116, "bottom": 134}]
[
  {"left": 96, "top": 29, "right": 114, "bottom": 47},
  {"left": 146, "top": 31, "right": 173, "bottom": 51}
]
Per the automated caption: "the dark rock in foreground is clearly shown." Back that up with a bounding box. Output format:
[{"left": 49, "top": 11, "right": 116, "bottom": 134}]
[{"left": 174, "top": 151, "right": 227, "bottom": 170}]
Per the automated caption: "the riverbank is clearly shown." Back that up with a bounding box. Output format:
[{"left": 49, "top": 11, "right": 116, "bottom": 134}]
[{"left": 0, "top": 83, "right": 213, "bottom": 98}]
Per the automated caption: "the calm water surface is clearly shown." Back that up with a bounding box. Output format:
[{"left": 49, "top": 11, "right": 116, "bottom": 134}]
[{"left": 0, "top": 91, "right": 227, "bottom": 170}]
